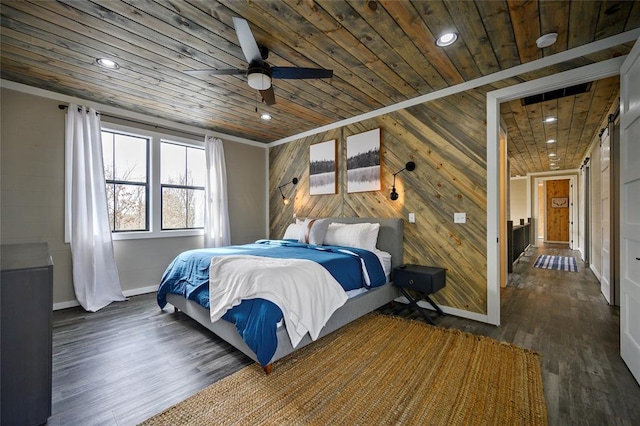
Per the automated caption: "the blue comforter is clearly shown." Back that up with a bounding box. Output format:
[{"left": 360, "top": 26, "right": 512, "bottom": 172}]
[{"left": 157, "top": 240, "right": 386, "bottom": 366}]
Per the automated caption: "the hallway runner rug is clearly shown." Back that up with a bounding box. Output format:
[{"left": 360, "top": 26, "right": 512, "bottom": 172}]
[
  {"left": 141, "top": 313, "right": 548, "bottom": 426},
  {"left": 533, "top": 255, "right": 578, "bottom": 272}
]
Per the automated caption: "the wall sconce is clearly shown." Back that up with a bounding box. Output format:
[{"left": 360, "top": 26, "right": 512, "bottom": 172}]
[
  {"left": 390, "top": 161, "right": 415, "bottom": 201},
  {"left": 278, "top": 177, "right": 298, "bottom": 205}
]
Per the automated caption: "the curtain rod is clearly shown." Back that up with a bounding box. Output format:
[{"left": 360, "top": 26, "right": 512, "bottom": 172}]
[{"left": 58, "top": 104, "right": 205, "bottom": 139}]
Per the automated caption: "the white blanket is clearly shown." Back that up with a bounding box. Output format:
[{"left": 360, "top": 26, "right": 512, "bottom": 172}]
[{"left": 208, "top": 255, "right": 348, "bottom": 348}]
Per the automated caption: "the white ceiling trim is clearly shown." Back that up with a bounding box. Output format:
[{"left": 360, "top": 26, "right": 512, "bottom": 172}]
[{"left": 269, "top": 29, "right": 640, "bottom": 147}]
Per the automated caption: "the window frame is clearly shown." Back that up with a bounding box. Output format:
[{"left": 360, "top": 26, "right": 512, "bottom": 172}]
[
  {"left": 102, "top": 129, "right": 150, "bottom": 233},
  {"left": 159, "top": 140, "right": 206, "bottom": 231},
  {"left": 101, "top": 122, "right": 205, "bottom": 241}
]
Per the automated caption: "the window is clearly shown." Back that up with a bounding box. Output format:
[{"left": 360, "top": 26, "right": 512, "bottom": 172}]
[
  {"left": 160, "top": 142, "right": 205, "bottom": 230},
  {"left": 97, "top": 123, "right": 205, "bottom": 240},
  {"left": 102, "top": 130, "right": 149, "bottom": 232}
]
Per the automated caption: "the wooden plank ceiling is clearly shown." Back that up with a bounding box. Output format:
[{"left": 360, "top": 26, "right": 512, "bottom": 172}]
[{"left": 1, "top": 0, "right": 639, "bottom": 175}]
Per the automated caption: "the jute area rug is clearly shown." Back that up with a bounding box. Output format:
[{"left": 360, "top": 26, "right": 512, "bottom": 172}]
[{"left": 142, "top": 314, "right": 547, "bottom": 426}]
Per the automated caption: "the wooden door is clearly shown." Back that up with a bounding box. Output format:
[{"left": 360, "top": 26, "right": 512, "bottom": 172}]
[
  {"left": 546, "top": 179, "right": 570, "bottom": 242},
  {"left": 619, "top": 36, "right": 640, "bottom": 385}
]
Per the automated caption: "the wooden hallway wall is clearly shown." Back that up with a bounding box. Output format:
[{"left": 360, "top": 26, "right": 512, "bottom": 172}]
[{"left": 269, "top": 83, "right": 509, "bottom": 316}]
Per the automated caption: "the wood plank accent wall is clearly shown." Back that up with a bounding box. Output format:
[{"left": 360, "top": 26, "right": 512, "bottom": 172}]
[{"left": 270, "top": 84, "right": 507, "bottom": 315}]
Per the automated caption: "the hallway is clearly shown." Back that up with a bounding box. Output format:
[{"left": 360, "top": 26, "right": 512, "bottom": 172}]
[{"left": 388, "top": 243, "right": 640, "bottom": 425}]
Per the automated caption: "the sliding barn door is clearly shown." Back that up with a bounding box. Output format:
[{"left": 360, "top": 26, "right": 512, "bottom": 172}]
[
  {"left": 619, "top": 37, "right": 640, "bottom": 385},
  {"left": 601, "top": 127, "right": 612, "bottom": 304}
]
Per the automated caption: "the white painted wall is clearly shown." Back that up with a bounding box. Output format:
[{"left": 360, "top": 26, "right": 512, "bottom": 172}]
[
  {"left": 509, "top": 177, "right": 528, "bottom": 223},
  {"left": 0, "top": 88, "right": 268, "bottom": 307}
]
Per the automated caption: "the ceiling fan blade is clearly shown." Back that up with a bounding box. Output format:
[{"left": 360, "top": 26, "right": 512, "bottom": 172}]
[
  {"left": 271, "top": 67, "right": 333, "bottom": 80},
  {"left": 260, "top": 87, "right": 276, "bottom": 106},
  {"left": 184, "top": 69, "right": 245, "bottom": 76},
  {"left": 232, "top": 17, "right": 263, "bottom": 64}
]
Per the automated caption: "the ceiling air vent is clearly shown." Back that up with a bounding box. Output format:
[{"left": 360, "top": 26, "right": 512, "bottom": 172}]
[{"left": 521, "top": 82, "right": 592, "bottom": 106}]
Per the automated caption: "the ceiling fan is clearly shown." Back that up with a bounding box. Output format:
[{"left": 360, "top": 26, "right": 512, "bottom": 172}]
[{"left": 185, "top": 17, "right": 333, "bottom": 106}]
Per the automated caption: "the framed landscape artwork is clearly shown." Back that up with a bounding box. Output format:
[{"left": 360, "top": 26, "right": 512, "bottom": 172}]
[
  {"left": 309, "top": 139, "right": 337, "bottom": 195},
  {"left": 346, "top": 128, "right": 381, "bottom": 193}
]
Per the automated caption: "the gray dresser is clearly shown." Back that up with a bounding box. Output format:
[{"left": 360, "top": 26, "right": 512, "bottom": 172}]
[{"left": 1, "top": 243, "right": 53, "bottom": 426}]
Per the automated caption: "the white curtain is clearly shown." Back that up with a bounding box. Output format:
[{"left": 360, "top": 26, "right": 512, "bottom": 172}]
[
  {"left": 204, "top": 136, "right": 231, "bottom": 247},
  {"left": 65, "top": 103, "right": 125, "bottom": 312}
]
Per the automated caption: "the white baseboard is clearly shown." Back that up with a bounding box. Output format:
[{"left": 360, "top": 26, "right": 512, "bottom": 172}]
[
  {"left": 53, "top": 285, "right": 158, "bottom": 311},
  {"left": 394, "top": 297, "right": 490, "bottom": 324},
  {"left": 53, "top": 300, "right": 81, "bottom": 310},
  {"left": 123, "top": 285, "right": 158, "bottom": 297}
]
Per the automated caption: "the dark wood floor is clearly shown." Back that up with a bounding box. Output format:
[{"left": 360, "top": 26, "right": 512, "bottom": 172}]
[{"left": 48, "top": 243, "right": 640, "bottom": 425}]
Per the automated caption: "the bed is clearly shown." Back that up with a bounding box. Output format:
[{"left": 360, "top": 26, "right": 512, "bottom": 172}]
[{"left": 159, "top": 217, "right": 403, "bottom": 373}]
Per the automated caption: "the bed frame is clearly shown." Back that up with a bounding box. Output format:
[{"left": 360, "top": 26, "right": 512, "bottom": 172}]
[{"left": 166, "top": 217, "right": 403, "bottom": 373}]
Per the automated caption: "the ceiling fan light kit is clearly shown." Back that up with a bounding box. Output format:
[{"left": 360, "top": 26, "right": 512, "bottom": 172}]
[{"left": 247, "top": 70, "right": 272, "bottom": 90}]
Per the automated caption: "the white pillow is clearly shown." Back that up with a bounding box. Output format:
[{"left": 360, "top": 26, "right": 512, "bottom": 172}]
[
  {"left": 361, "top": 222, "right": 380, "bottom": 251},
  {"left": 283, "top": 223, "right": 303, "bottom": 240},
  {"left": 297, "top": 218, "right": 329, "bottom": 245},
  {"left": 323, "top": 222, "right": 380, "bottom": 251}
]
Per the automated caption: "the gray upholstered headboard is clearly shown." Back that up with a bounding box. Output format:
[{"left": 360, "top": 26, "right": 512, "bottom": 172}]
[{"left": 324, "top": 217, "right": 404, "bottom": 269}]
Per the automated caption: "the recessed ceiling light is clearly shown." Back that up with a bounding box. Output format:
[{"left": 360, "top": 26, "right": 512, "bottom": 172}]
[
  {"left": 260, "top": 113, "right": 272, "bottom": 120},
  {"left": 544, "top": 117, "right": 557, "bottom": 123},
  {"left": 546, "top": 139, "right": 556, "bottom": 143},
  {"left": 436, "top": 32, "right": 458, "bottom": 47},
  {"left": 548, "top": 153, "right": 556, "bottom": 157},
  {"left": 96, "top": 58, "right": 119, "bottom": 69},
  {"left": 550, "top": 166, "right": 560, "bottom": 170},
  {"left": 536, "top": 33, "right": 558, "bottom": 49}
]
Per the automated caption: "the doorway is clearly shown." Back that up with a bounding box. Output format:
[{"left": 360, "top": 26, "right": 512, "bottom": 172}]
[
  {"left": 546, "top": 179, "right": 571, "bottom": 243},
  {"left": 486, "top": 57, "right": 624, "bottom": 325},
  {"left": 532, "top": 176, "right": 576, "bottom": 247}
]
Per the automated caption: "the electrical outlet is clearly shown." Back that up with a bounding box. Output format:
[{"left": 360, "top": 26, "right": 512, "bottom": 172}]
[
  {"left": 454, "top": 212, "right": 466, "bottom": 224},
  {"left": 408, "top": 213, "right": 416, "bottom": 223}
]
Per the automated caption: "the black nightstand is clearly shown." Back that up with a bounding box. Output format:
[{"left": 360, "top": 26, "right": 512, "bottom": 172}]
[{"left": 393, "top": 264, "right": 446, "bottom": 325}]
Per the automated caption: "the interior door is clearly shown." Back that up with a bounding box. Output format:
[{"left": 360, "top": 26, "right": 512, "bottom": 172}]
[
  {"left": 546, "top": 179, "right": 570, "bottom": 242},
  {"left": 619, "top": 37, "right": 640, "bottom": 385},
  {"left": 601, "top": 127, "right": 612, "bottom": 304},
  {"left": 583, "top": 163, "right": 590, "bottom": 264}
]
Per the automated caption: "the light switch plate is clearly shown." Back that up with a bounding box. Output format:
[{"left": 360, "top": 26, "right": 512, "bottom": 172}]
[
  {"left": 454, "top": 212, "right": 466, "bottom": 223},
  {"left": 408, "top": 213, "right": 416, "bottom": 223}
]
